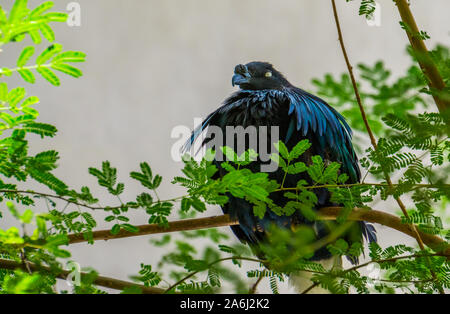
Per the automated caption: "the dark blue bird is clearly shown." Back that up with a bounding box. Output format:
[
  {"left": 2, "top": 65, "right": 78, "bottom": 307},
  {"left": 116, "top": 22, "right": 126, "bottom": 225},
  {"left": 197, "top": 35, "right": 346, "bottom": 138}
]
[{"left": 185, "top": 62, "right": 376, "bottom": 284}]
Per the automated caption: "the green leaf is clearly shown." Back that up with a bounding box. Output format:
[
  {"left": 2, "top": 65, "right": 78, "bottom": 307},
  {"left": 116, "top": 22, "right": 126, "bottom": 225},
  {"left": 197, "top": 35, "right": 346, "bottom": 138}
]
[
  {"left": 131, "top": 163, "right": 162, "bottom": 193},
  {"left": 111, "top": 224, "right": 121, "bottom": 235},
  {"left": 18, "top": 69, "right": 36, "bottom": 83},
  {"left": 152, "top": 175, "right": 162, "bottom": 189},
  {"left": 121, "top": 224, "right": 139, "bottom": 233},
  {"left": 22, "top": 122, "right": 57, "bottom": 137},
  {"left": 287, "top": 162, "right": 307, "bottom": 174},
  {"left": 184, "top": 259, "right": 208, "bottom": 272},
  {"left": 253, "top": 201, "right": 266, "bottom": 219},
  {"left": 307, "top": 155, "right": 324, "bottom": 183},
  {"left": 37, "top": 43, "right": 62, "bottom": 65},
  {"left": 218, "top": 245, "right": 236, "bottom": 254},
  {"left": 53, "top": 51, "right": 86, "bottom": 63},
  {"left": 67, "top": 211, "right": 81, "bottom": 219},
  {"left": 20, "top": 95, "right": 39, "bottom": 107},
  {"left": 274, "top": 141, "right": 289, "bottom": 160},
  {"left": 8, "top": 0, "right": 28, "bottom": 22},
  {"left": 221, "top": 146, "right": 238, "bottom": 162},
  {"left": 81, "top": 212, "right": 97, "bottom": 228},
  {"left": 6, "top": 202, "right": 20, "bottom": 219},
  {"left": 28, "top": 169, "right": 68, "bottom": 194},
  {"left": 28, "top": 29, "right": 42, "bottom": 44},
  {"left": 44, "top": 12, "right": 68, "bottom": 22},
  {"left": 0, "top": 6, "right": 7, "bottom": 25},
  {"left": 181, "top": 198, "right": 191, "bottom": 212},
  {"left": 1, "top": 67, "right": 13, "bottom": 76},
  {"left": 322, "top": 162, "right": 341, "bottom": 183},
  {"left": 31, "top": 150, "right": 59, "bottom": 171},
  {"left": 17, "top": 46, "right": 35, "bottom": 67},
  {"left": 0, "top": 83, "right": 7, "bottom": 100},
  {"left": 327, "top": 239, "right": 349, "bottom": 256},
  {"left": 289, "top": 139, "right": 311, "bottom": 160},
  {"left": 113, "top": 183, "right": 125, "bottom": 195},
  {"left": 51, "top": 63, "right": 82, "bottom": 78},
  {"left": 45, "top": 234, "right": 69, "bottom": 247},
  {"left": 242, "top": 185, "right": 269, "bottom": 202},
  {"left": 8, "top": 87, "right": 26, "bottom": 107},
  {"left": 191, "top": 198, "right": 206, "bottom": 212},
  {"left": 117, "top": 216, "right": 129, "bottom": 222},
  {"left": 36, "top": 67, "right": 60, "bottom": 86},
  {"left": 30, "top": 2, "right": 54, "bottom": 18},
  {"left": 39, "top": 24, "right": 55, "bottom": 42},
  {"left": 338, "top": 173, "right": 349, "bottom": 184}
]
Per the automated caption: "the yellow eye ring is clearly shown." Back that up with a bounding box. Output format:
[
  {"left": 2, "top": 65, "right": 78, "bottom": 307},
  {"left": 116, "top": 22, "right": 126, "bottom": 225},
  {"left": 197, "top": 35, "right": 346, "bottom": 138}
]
[{"left": 265, "top": 71, "right": 272, "bottom": 78}]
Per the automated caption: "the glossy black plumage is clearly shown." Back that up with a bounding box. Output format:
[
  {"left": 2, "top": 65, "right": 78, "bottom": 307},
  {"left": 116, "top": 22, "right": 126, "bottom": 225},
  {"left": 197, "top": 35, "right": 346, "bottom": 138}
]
[{"left": 186, "top": 62, "right": 376, "bottom": 262}]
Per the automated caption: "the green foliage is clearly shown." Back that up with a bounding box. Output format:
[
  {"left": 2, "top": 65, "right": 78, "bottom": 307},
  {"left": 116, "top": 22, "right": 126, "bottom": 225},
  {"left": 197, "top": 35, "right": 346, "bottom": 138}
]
[
  {"left": 346, "top": 0, "right": 377, "bottom": 20},
  {"left": 89, "top": 161, "right": 124, "bottom": 196},
  {"left": 313, "top": 58, "right": 429, "bottom": 139},
  {"left": 0, "top": 0, "right": 448, "bottom": 295},
  {"left": 132, "top": 263, "right": 162, "bottom": 287},
  {"left": 0, "top": 1, "right": 67, "bottom": 46}
]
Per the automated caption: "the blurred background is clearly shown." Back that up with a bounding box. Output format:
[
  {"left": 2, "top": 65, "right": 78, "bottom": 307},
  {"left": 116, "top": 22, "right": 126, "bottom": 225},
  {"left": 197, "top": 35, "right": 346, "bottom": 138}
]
[{"left": 1, "top": 0, "right": 449, "bottom": 293}]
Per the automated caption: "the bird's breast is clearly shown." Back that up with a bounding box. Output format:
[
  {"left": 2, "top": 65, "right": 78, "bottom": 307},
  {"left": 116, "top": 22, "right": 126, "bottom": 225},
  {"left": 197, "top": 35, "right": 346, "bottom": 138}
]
[{"left": 219, "top": 90, "right": 288, "bottom": 128}]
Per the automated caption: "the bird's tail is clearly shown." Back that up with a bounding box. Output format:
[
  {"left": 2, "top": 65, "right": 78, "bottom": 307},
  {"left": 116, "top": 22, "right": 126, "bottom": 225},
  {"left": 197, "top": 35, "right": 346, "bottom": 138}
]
[{"left": 289, "top": 255, "right": 342, "bottom": 294}]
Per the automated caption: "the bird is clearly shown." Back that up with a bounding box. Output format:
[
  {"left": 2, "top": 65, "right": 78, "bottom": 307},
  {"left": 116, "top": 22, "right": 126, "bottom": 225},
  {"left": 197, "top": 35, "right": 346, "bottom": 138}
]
[{"left": 185, "top": 61, "right": 376, "bottom": 293}]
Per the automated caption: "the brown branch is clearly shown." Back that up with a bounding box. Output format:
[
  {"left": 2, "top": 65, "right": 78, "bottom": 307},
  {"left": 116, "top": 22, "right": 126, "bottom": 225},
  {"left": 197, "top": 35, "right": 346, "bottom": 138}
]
[
  {"left": 393, "top": 0, "right": 449, "bottom": 117},
  {"left": 66, "top": 208, "right": 449, "bottom": 257},
  {"left": 68, "top": 214, "right": 238, "bottom": 244},
  {"left": 249, "top": 276, "right": 264, "bottom": 294},
  {"left": 0, "top": 258, "right": 165, "bottom": 294}
]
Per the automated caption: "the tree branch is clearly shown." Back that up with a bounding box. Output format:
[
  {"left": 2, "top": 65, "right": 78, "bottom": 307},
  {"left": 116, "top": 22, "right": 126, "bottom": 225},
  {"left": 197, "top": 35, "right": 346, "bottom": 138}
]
[
  {"left": 393, "top": 0, "right": 449, "bottom": 117},
  {"left": 0, "top": 258, "right": 165, "bottom": 294},
  {"left": 67, "top": 214, "right": 237, "bottom": 244},
  {"left": 66, "top": 207, "right": 449, "bottom": 257}
]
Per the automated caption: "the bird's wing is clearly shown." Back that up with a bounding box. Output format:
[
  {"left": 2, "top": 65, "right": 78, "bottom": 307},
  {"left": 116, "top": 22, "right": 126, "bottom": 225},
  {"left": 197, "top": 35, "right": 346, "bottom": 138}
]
[
  {"left": 286, "top": 87, "right": 361, "bottom": 182},
  {"left": 182, "top": 91, "right": 245, "bottom": 153}
]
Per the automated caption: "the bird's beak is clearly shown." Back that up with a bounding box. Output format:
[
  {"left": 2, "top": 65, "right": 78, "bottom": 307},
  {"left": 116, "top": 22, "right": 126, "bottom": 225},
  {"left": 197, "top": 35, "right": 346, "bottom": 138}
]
[
  {"left": 232, "top": 74, "right": 250, "bottom": 86},
  {"left": 232, "top": 64, "right": 251, "bottom": 86}
]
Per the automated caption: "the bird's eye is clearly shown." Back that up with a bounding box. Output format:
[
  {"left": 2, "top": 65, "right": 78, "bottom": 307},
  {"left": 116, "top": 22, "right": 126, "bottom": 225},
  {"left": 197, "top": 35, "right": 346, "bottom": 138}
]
[{"left": 265, "top": 71, "right": 272, "bottom": 78}]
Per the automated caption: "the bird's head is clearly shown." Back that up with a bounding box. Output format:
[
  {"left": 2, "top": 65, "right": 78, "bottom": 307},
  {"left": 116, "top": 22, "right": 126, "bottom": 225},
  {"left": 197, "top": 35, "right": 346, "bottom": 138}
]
[{"left": 231, "top": 61, "right": 291, "bottom": 90}]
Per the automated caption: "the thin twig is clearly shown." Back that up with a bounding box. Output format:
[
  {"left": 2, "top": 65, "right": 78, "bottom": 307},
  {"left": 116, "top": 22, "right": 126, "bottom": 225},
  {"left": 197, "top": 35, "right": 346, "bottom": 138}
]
[
  {"left": 300, "top": 282, "right": 319, "bottom": 294},
  {"left": 249, "top": 276, "right": 264, "bottom": 294}
]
